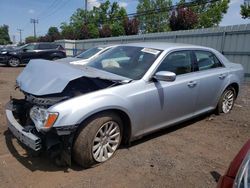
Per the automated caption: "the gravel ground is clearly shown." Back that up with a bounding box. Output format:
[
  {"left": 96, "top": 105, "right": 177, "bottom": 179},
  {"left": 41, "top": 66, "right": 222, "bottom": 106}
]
[{"left": 0, "top": 66, "right": 249, "bottom": 188}]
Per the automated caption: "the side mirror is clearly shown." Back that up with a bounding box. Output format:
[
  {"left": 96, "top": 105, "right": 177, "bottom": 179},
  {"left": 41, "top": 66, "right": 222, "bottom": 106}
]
[
  {"left": 154, "top": 71, "right": 176, "bottom": 82},
  {"left": 23, "top": 48, "right": 28, "bottom": 52}
]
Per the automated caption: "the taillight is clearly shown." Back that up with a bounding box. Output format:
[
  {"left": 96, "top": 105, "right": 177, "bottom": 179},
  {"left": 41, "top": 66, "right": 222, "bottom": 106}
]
[{"left": 58, "top": 46, "right": 66, "bottom": 53}]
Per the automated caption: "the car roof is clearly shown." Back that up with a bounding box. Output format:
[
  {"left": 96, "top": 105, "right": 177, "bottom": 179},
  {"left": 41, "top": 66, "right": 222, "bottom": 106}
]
[
  {"left": 97, "top": 44, "right": 118, "bottom": 48},
  {"left": 122, "top": 42, "right": 212, "bottom": 51},
  {"left": 29, "top": 42, "right": 58, "bottom": 45}
]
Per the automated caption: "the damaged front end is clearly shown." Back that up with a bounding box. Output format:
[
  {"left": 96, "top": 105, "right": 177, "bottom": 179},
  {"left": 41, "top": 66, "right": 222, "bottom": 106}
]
[
  {"left": 6, "top": 60, "right": 128, "bottom": 166},
  {"left": 6, "top": 95, "right": 77, "bottom": 166}
]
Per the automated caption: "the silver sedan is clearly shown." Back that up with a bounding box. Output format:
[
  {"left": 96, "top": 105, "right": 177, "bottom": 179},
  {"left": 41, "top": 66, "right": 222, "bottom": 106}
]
[{"left": 6, "top": 42, "right": 244, "bottom": 167}]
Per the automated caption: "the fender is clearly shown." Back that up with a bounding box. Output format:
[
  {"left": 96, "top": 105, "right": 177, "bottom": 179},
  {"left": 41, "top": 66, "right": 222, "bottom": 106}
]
[{"left": 49, "top": 92, "right": 137, "bottom": 135}]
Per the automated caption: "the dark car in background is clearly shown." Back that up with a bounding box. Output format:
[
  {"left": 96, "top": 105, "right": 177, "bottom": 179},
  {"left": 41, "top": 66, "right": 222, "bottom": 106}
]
[{"left": 0, "top": 42, "right": 66, "bottom": 67}]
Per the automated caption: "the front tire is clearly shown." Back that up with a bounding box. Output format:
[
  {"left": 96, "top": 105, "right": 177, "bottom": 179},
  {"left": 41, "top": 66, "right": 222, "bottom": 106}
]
[
  {"left": 73, "top": 112, "right": 123, "bottom": 168},
  {"left": 216, "top": 86, "right": 236, "bottom": 114},
  {"left": 8, "top": 57, "right": 20, "bottom": 67}
]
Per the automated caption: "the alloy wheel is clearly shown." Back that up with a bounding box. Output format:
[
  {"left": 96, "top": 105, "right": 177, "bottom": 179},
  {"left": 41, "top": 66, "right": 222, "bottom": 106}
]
[
  {"left": 92, "top": 121, "right": 121, "bottom": 162},
  {"left": 8, "top": 58, "right": 20, "bottom": 67},
  {"left": 222, "top": 89, "right": 235, "bottom": 113}
]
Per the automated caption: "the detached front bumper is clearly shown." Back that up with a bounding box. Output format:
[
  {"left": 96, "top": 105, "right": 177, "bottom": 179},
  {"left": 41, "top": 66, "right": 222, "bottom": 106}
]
[{"left": 5, "top": 102, "right": 42, "bottom": 151}]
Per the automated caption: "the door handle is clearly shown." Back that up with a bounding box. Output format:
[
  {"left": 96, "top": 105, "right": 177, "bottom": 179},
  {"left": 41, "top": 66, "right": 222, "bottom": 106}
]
[
  {"left": 187, "top": 81, "right": 197, "bottom": 88},
  {"left": 219, "top": 74, "right": 226, "bottom": 79}
]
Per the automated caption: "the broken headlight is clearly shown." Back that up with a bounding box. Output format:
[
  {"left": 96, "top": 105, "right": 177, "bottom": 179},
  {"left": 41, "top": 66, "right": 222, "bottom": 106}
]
[{"left": 30, "top": 106, "right": 58, "bottom": 132}]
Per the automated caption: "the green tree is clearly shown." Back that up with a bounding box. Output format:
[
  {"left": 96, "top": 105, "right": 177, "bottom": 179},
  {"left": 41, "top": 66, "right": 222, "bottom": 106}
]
[
  {"left": 47, "top": 26, "right": 60, "bottom": 41},
  {"left": 0, "top": 25, "right": 11, "bottom": 45},
  {"left": 137, "top": 0, "right": 172, "bottom": 33},
  {"left": 109, "top": 2, "right": 127, "bottom": 25},
  {"left": 25, "top": 36, "right": 37, "bottom": 43},
  {"left": 60, "top": 22, "right": 76, "bottom": 40},
  {"left": 169, "top": 6, "right": 198, "bottom": 31},
  {"left": 64, "top": 0, "right": 127, "bottom": 39},
  {"left": 37, "top": 35, "right": 50, "bottom": 42},
  {"left": 91, "top": 1, "right": 126, "bottom": 25},
  {"left": 241, "top": 2, "right": 250, "bottom": 19},
  {"left": 124, "top": 18, "right": 140, "bottom": 35},
  {"left": 111, "top": 22, "right": 125, "bottom": 36},
  {"left": 191, "top": 0, "right": 229, "bottom": 28},
  {"left": 99, "top": 24, "right": 112, "bottom": 38},
  {"left": 70, "top": 9, "right": 95, "bottom": 27},
  {"left": 71, "top": 8, "right": 90, "bottom": 24},
  {"left": 87, "top": 24, "right": 99, "bottom": 38},
  {"left": 93, "top": 1, "right": 110, "bottom": 25}
]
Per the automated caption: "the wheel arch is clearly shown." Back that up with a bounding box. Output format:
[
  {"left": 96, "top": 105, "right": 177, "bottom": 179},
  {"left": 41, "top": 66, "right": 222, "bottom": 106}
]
[
  {"left": 227, "top": 82, "right": 239, "bottom": 97},
  {"left": 8, "top": 55, "right": 21, "bottom": 60},
  {"left": 77, "top": 109, "right": 132, "bottom": 144},
  {"left": 215, "top": 81, "right": 240, "bottom": 111}
]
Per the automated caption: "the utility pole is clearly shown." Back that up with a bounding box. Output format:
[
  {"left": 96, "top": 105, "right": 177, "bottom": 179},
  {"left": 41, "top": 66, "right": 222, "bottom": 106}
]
[
  {"left": 84, "top": 0, "right": 88, "bottom": 23},
  {"left": 84, "top": 0, "right": 87, "bottom": 11},
  {"left": 17, "top": 28, "right": 23, "bottom": 43},
  {"left": 12, "top": 35, "right": 16, "bottom": 44},
  {"left": 30, "top": 19, "right": 38, "bottom": 38}
]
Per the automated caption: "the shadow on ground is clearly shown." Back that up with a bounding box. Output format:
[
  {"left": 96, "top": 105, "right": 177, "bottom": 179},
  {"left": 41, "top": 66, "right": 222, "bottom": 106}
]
[
  {"left": 4, "top": 112, "right": 213, "bottom": 172},
  {"left": 126, "top": 113, "right": 211, "bottom": 148}
]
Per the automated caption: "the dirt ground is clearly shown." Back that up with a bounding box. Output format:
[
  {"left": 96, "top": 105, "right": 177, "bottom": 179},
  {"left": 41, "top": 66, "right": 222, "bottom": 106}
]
[{"left": 0, "top": 65, "right": 249, "bottom": 188}]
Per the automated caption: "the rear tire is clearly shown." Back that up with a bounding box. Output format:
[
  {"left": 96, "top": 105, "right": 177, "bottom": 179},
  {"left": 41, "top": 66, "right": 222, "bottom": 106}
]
[
  {"left": 216, "top": 86, "right": 236, "bottom": 114},
  {"left": 73, "top": 112, "right": 123, "bottom": 168},
  {"left": 8, "top": 57, "right": 20, "bottom": 67}
]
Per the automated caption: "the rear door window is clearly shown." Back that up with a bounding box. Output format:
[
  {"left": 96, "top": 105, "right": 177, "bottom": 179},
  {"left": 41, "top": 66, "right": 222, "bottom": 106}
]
[
  {"left": 194, "top": 50, "right": 223, "bottom": 71},
  {"left": 38, "top": 43, "right": 55, "bottom": 50}
]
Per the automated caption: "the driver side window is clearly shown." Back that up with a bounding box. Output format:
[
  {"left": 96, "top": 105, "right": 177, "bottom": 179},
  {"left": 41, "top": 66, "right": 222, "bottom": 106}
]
[{"left": 156, "top": 51, "right": 192, "bottom": 75}]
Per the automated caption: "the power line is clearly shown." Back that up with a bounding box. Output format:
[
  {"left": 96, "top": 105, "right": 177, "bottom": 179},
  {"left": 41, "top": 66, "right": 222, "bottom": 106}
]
[
  {"left": 30, "top": 19, "right": 39, "bottom": 38},
  {"left": 24, "top": 0, "right": 220, "bottom": 39},
  {"left": 130, "top": 0, "right": 220, "bottom": 18},
  {"left": 87, "top": 0, "right": 220, "bottom": 24},
  {"left": 19, "top": 0, "right": 60, "bottom": 38},
  {"left": 37, "top": 0, "right": 61, "bottom": 19},
  {"left": 39, "top": 0, "right": 71, "bottom": 21}
]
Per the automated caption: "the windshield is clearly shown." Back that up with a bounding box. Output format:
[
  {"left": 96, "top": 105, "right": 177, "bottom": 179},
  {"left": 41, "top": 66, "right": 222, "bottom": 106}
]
[
  {"left": 87, "top": 46, "right": 162, "bottom": 80},
  {"left": 16, "top": 44, "right": 37, "bottom": 51},
  {"left": 16, "top": 44, "right": 27, "bottom": 50},
  {"left": 76, "top": 47, "right": 103, "bottom": 59}
]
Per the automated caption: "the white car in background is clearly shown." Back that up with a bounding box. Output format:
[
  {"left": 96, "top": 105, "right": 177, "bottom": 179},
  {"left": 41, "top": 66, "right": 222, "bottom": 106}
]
[{"left": 56, "top": 45, "right": 116, "bottom": 65}]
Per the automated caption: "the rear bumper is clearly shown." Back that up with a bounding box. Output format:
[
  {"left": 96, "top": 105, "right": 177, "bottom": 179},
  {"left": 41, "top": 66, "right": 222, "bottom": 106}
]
[{"left": 5, "top": 102, "right": 42, "bottom": 151}]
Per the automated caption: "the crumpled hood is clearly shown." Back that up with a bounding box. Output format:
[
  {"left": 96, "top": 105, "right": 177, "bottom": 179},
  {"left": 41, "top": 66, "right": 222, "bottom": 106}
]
[{"left": 17, "top": 59, "right": 129, "bottom": 96}]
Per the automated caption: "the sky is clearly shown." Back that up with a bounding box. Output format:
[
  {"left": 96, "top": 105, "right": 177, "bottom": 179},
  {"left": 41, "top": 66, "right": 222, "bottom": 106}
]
[{"left": 0, "top": 0, "right": 249, "bottom": 43}]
